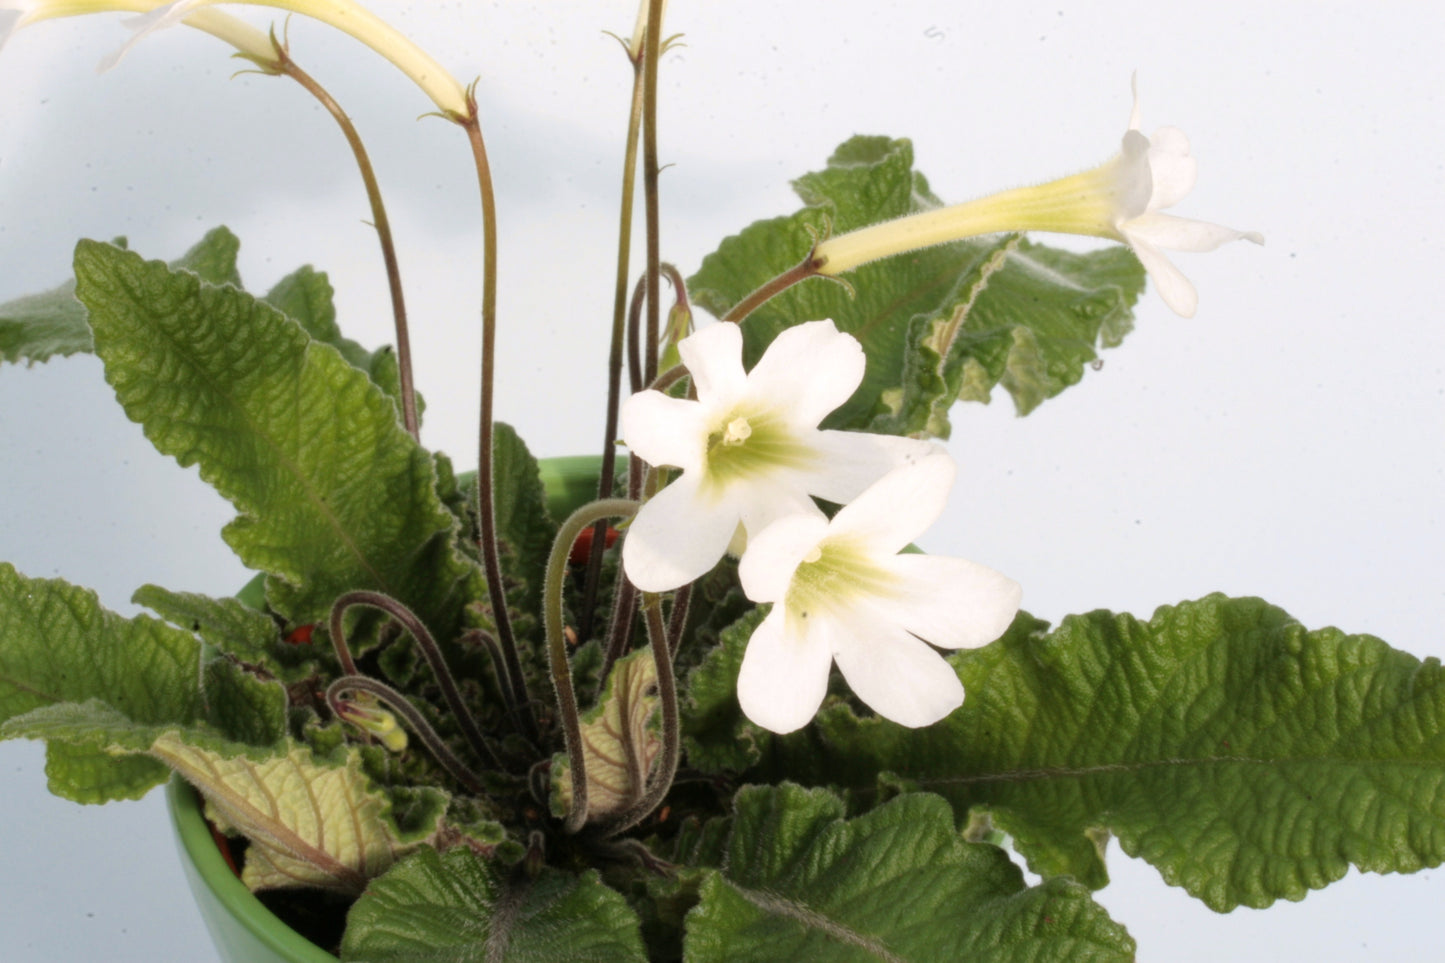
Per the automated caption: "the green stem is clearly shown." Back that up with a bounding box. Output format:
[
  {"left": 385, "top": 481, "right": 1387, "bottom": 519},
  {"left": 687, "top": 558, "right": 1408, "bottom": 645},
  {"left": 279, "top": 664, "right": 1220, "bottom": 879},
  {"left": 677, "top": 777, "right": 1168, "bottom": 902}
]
[
  {"left": 459, "top": 96, "right": 538, "bottom": 741},
  {"left": 276, "top": 49, "right": 419, "bottom": 439},
  {"left": 545, "top": 498, "right": 641, "bottom": 833}
]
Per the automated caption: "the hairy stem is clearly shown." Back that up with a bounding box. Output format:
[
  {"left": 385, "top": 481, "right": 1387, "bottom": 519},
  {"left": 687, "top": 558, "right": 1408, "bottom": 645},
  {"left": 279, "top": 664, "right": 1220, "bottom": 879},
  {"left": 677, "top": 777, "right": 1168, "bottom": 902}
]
[
  {"left": 276, "top": 48, "right": 419, "bottom": 439},
  {"left": 605, "top": 592, "right": 678, "bottom": 836},
  {"left": 720, "top": 253, "right": 825, "bottom": 325},
  {"left": 327, "top": 675, "right": 486, "bottom": 795},
  {"left": 459, "top": 95, "right": 538, "bottom": 741},
  {"left": 641, "top": 0, "right": 665, "bottom": 387},
  {"left": 545, "top": 498, "right": 641, "bottom": 833},
  {"left": 327, "top": 591, "right": 500, "bottom": 769}
]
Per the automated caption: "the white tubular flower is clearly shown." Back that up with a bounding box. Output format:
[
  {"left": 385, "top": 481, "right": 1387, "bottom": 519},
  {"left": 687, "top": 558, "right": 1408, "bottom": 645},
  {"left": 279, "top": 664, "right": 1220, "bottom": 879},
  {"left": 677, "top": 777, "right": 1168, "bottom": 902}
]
[
  {"left": 620, "top": 319, "right": 936, "bottom": 593},
  {"left": 813, "top": 78, "right": 1262, "bottom": 318},
  {"left": 104, "top": 0, "right": 469, "bottom": 117},
  {"left": 0, "top": 1, "right": 275, "bottom": 63},
  {"left": 736, "top": 452, "right": 1022, "bottom": 734}
]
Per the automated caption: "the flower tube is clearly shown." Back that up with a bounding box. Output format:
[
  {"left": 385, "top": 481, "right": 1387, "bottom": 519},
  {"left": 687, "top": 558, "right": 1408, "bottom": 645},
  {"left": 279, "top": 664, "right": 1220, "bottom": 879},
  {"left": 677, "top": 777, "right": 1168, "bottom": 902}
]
[{"left": 812, "top": 79, "right": 1262, "bottom": 317}]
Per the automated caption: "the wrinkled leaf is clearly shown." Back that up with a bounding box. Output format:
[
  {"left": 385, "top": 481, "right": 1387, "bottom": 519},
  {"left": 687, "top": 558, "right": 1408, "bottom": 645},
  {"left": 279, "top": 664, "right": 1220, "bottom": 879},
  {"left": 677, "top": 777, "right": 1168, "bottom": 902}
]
[
  {"left": 765, "top": 596, "right": 1445, "bottom": 911},
  {"left": 341, "top": 847, "right": 648, "bottom": 962},
  {"left": 133, "top": 584, "right": 320, "bottom": 683},
  {"left": 685, "top": 784, "right": 1133, "bottom": 962},
  {"left": 1, "top": 227, "right": 240, "bottom": 365},
  {"left": 0, "top": 563, "right": 200, "bottom": 802},
  {"left": 74, "top": 240, "right": 480, "bottom": 641}
]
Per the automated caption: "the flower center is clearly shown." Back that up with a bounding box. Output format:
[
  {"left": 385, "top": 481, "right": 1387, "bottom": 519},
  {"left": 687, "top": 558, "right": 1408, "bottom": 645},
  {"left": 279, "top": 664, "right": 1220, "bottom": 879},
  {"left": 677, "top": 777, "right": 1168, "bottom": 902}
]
[
  {"left": 700, "top": 407, "right": 816, "bottom": 493},
  {"left": 784, "top": 539, "right": 899, "bottom": 633}
]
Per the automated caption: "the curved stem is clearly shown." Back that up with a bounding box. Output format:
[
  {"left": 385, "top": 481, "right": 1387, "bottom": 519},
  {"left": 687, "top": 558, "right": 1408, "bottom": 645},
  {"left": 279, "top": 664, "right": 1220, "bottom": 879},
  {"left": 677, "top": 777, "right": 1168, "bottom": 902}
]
[
  {"left": 545, "top": 498, "right": 641, "bottom": 833},
  {"left": 275, "top": 49, "right": 419, "bottom": 439},
  {"left": 459, "top": 97, "right": 538, "bottom": 741},
  {"left": 327, "top": 590, "right": 500, "bottom": 769},
  {"left": 720, "top": 254, "right": 823, "bottom": 325},
  {"left": 605, "top": 592, "right": 678, "bottom": 836},
  {"left": 327, "top": 675, "right": 485, "bottom": 795},
  {"left": 666, "top": 582, "right": 692, "bottom": 660},
  {"left": 626, "top": 271, "right": 649, "bottom": 395}
]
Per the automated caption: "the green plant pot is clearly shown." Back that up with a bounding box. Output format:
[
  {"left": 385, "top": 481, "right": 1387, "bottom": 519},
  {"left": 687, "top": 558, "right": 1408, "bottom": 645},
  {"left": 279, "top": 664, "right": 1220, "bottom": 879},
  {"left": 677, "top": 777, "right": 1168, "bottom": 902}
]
[{"left": 166, "top": 453, "right": 604, "bottom": 962}]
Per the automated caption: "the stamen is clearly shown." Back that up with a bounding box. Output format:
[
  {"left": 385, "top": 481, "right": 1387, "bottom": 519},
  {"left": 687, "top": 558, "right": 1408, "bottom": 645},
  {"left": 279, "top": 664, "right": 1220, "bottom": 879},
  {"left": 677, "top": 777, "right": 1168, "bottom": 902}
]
[{"left": 722, "top": 416, "right": 752, "bottom": 446}]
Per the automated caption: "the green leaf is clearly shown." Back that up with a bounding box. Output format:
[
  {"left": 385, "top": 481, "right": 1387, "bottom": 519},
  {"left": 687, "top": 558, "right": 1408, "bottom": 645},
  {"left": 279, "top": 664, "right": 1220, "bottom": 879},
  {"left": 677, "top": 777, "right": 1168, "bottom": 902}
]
[
  {"left": 201, "top": 658, "right": 289, "bottom": 747},
  {"left": 551, "top": 648, "right": 662, "bottom": 823},
  {"left": 262, "top": 265, "right": 423, "bottom": 423},
  {"left": 0, "top": 562, "right": 201, "bottom": 802},
  {"left": 74, "top": 240, "right": 481, "bottom": 641},
  {"left": 0, "top": 227, "right": 240, "bottom": 366},
  {"left": 133, "top": 585, "right": 320, "bottom": 683},
  {"left": 4, "top": 697, "right": 440, "bottom": 894},
  {"left": 688, "top": 136, "right": 1145, "bottom": 432},
  {"left": 781, "top": 595, "right": 1445, "bottom": 911},
  {"left": 681, "top": 607, "right": 768, "bottom": 774},
  {"left": 340, "top": 847, "right": 648, "bottom": 962},
  {"left": 490, "top": 422, "right": 557, "bottom": 616},
  {"left": 685, "top": 784, "right": 1133, "bottom": 962}
]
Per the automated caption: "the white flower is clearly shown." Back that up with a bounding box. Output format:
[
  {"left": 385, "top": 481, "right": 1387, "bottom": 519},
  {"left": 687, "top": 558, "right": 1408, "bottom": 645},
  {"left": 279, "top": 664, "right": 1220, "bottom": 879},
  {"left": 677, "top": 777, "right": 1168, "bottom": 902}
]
[
  {"left": 620, "top": 319, "right": 935, "bottom": 593},
  {"left": 812, "top": 77, "right": 1261, "bottom": 318},
  {"left": 0, "top": 1, "right": 274, "bottom": 64},
  {"left": 735, "top": 451, "right": 1021, "bottom": 734}
]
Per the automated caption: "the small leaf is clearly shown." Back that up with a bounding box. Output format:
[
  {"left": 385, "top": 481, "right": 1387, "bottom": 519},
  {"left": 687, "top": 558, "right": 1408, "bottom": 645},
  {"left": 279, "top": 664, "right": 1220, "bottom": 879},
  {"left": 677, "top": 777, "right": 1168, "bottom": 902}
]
[
  {"left": 689, "top": 136, "right": 1146, "bottom": 433},
  {"left": 201, "top": 658, "right": 289, "bottom": 748},
  {"left": 551, "top": 648, "right": 662, "bottom": 823},
  {"left": 0, "top": 227, "right": 240, "bottom": 365},
  {"left": 685, "top": 784, "right": 1134, "bottom": 962},
  {"left": 490, "top": 422, "right": 557, "bottom": 616},
  {"left": 0, "top": 563, "right": 201, "bottom": 802},
  {"left": 74, "top": 240, "right": 481, "bottom": 641},
  {"left": 133, "top": 585, "right": 319, "bottom": 683},
  {"left": 681, "top": 607, "right": 768, "bottom": 774},
  {"left": 340, "top": 847, "right": 648, "bottom": 962},
  {"left": 774, "top": 596, "right": 1445, "bottom": 911}
]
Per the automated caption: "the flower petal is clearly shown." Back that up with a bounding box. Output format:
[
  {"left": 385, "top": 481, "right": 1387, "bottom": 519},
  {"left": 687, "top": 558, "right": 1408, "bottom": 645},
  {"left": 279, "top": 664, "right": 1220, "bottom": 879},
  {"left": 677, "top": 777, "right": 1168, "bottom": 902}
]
[
  {"left": 826, "top": 450, "right": 955, "bottom": 553},
  {"left": 745, "top": 320, "right": 865, "bottom": 427},
  {"left": 1128, "top": 211, "right": 1264, "bottom": 252},
  {"left": 738, "top": 513, "right": 831, "bottom": 604},
  {"left": 1123, "top": 232, "right": 1199, "bottom": 318},
  {"left": 874, "top": 554, "right": 1022, "bottom": 649},
  {"left": 734, "top": 484, "right": 824, "bottom": 549},
  {"left": 621, "top": 474, "right": 739, "bottom": 591},
  {"left": 801, "top": 430, "right": 940, "bottom": 505},
  {"left": 620, "top": 389, "right": 708, "bottom": 473},
  {"left": 1144, "top": 126, "right": 1198, "bottom": 211},
  {"left": 736, "top": 607, "right": 834, "bottom": 734},
  {"left": 677, "top": 322, "right": 746, "bottom": 404},
  {"left": 99, "top": 0, "right": 198, "bottom": 73},
  {"left": 831, "top": 612, "right": 964, "bottom": 728}
]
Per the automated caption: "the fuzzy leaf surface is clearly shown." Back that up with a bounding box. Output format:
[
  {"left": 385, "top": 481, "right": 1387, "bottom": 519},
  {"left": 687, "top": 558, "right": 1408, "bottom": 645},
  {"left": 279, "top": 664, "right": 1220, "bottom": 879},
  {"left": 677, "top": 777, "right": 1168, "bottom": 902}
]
[
  {"left": 0, "top": 563, "right": 201, "bottom": 801},
  {"left": 685, "top": 784, "right": 1133, "bottom": 962},
  {"left": 340, "top": 847, "right": 648, "bottom": 962},
  {"left": 551, "top": 648, "right": 662, "bottom": 823},
  {"left": 133, "top": 585, "right": 320, "bottom": 682},
  {"left": 3, "top": 698, "right": 439, "bottom": 894},
  {"left": 74, "top": 241, "right": 480, "bottom": 638},
  {"left": 767, "top": 596, "right": 1445, "bottom": 911},
  {"left": 0, "top": 227, "right": 240, "bottom": 365},
  {"left": 688, "top": 136, "right": 1145, "bottom": 431}
]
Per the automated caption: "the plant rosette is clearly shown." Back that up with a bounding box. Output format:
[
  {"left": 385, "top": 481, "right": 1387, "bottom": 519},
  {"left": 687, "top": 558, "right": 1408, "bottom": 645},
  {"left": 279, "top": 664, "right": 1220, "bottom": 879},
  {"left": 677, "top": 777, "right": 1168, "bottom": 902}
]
[{"left": 1, "top": 4, "right": 1442, "bottom": 963}]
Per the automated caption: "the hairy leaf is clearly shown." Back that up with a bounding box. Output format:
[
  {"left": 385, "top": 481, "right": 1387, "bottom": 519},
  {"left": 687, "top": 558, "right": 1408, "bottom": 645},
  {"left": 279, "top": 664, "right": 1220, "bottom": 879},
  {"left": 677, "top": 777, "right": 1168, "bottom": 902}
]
[
  {"left": 770, "top": 596, "right": 1445, "bottom": 911},
  {"left": 688, "top": 136, "right": 1145, "bottom": 431},
  {"left": 74, "top": 240, "right": 481, "bottom": 640},
  {"left": 0, "top": 227, "right": 240, "bottom": 365},
  {"left": 3, "top": 698, "right": 440, "bottom": 894},
  {"left": 0, "top": 563, "right": 200, "bottom": 801},
  {"left": 133, "top": 585, "right": 320, "bottom": 683},
  {"left": 685, "top": 784, "right": 1133, "bottom": 962},
  {"left": 340, "top": 847, "right": 648, "bottom": 962},
  {"left": 552, "top": 648, "right": 662, "bottom": 823}
]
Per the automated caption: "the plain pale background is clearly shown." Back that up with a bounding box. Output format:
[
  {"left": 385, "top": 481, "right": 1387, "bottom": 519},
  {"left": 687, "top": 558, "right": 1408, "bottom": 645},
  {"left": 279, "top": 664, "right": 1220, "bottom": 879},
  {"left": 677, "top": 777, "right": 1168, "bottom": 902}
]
[{"left": 1, "top": 2, "right": 1442, "bottom": 960}]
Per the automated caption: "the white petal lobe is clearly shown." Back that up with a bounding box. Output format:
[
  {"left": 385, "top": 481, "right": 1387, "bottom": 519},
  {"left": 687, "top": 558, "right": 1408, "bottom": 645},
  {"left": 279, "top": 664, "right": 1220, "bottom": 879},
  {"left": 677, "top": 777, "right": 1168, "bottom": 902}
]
[{"left": 737, "top": 609, "right": 833, "bottom": 734}]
